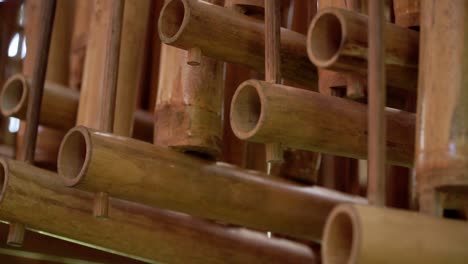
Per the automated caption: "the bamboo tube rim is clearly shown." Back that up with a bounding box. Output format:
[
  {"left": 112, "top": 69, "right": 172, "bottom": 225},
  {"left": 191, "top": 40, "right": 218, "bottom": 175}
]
[
  {"left": 158, "top": 0, "right": 190, "bottom": 44},
  {"left": 230, "top": 79, "right": 266, "bottom": 140},
  {"left": 307, "top": 8, "right": 346, "bottom": 68},
  {"left": 57, "top": 126, "right": 91, "bottom": 187},
  {"left": 322, "top": 204, "right": 361, "bottom": 264},
  {"left": 0, "top": 159, "right": 9, "bottom": 205},
  {"left": 0, "top": 74, "right": 28, "bottom": 117}
]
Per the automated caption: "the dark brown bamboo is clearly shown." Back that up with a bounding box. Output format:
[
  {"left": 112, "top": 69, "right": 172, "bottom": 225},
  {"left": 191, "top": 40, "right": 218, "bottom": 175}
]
[
  {"left": 158, "top": 0, "right": 317, "bottom": 88},
  {"left": 230, "top": 79, "right": 415, "bottom": 167},
  {"left": 307, "top": 7, "right": 419, "bottom": 93},
  {"left": 57, "top": 126, "right": 366, "bottom": 241},
  {"left": 0, "top": 158, "right": 318, "bottom": 263}
]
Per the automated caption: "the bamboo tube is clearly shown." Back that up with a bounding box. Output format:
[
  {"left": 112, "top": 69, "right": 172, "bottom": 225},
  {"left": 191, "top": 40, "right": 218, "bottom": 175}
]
[
  {"left": 322, "top": 204, "right": 468, "bottom": 264},
  {"left": 393, "top": 0, "right": 420, "bottom": 28},
  {"left": 1, "top": 74, "right": 77, "bottom": 130},
  {"left": 158, "top": 0, "right": 317, "bottom": 88},
  {"left": 0, "top": 159, "right": 318, "bottom": 263},
  {"left": 0, "top": 75, "right": 153, "bottom": 142},
  {"left": 57, "top": 126, "right": 366, "bottom": 241},
  {"left": 230, "top": 79, "right": 415, "bottom": 167},
  {"left": 307, "top": 7, "right": 419, "bottom": 93},
  {"left": 416, "top": 0, "right": 468, "bottom": 214}
]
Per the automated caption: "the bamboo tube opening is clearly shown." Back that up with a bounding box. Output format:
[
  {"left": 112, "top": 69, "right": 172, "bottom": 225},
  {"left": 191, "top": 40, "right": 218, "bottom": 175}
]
[
  {"left": 0, "top": 74, "right": 27, "bottom": 116},
  {"left": 57, "top": 127, "right": 90, "bottom": 187},
  {"left": 307, "top": 10, "right": 344, "bottom": 68},
  {"left": 159, "top": 0, "right": 188, "bottom": 42},
  {"left": 230, "top": 82, "right": 264, "bottom": 139},
  {"left": 323, "top": 205, "right": 360, "bottom": 264}
]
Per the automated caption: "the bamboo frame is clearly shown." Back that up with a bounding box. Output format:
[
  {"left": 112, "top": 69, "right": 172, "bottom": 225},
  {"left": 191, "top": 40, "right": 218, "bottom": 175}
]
[
  {"left": 0, "top": 159, "right": 318, "bottom": 263},
  {"left": 57, "top": 126, "right": 366, "bottom": 241},
  {"left": 416, "top": 0, "right": 468, "bottom": 214},
  {"left": 0, "top": 74, "right": 153, "bottom": 142},
  {"left": 322, "top": 204, "right": 468, "bottom": 264},
  {"left": 158, "top": 0, "right": 316, "bottom": 88},
  {"left": 230, "top": 79, "right": 415, "bottom": 167},
  {"left": 307, "top": 7, "right": 419, "bottom": 93}
]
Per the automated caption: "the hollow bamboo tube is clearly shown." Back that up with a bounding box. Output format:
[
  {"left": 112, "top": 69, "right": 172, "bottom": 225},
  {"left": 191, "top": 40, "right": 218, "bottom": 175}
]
[
  {"left": 158, "top": 0, "right": 317, "bottom": 88},
  {"left": 322, "top": 204, "right": 468, "bottom": 264},
  {"left": 393, "top": 0, "right": 420, "bottom": 28},
  {"left": 57, "top": 126, "right": 366, "bottom": 241},
  {"left": 0, "top": 75, "right": 153, "bottom": 142},
  {"left": 230, "top": 79, "right": 415, "bottom": 167},
  {"left": 0, "top": 159, "right": 318, "bottom": 263},
  {"left": 416, "top": 1, "right": 468, "bottom": 213},
  {"left": 307, "top": 7, "right": 419, "bottom": 93}
]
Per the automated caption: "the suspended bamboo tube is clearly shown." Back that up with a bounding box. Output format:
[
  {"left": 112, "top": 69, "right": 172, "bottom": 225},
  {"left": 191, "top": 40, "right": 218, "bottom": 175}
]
[
  {"left": 0, "top": 159, "right": 318, "bottom": 263},
  {"left": 57, "top": 126, "right": 366, "bottom": 241},
  {"left": 307, "top": 7, "right": 419, "bottom": 93},
  {"left": 158, "top": 0, "right": 317, "bottom": 88},
  {"left": 322, "top": 204, "right": 468, "bottom": 264},
  {"left": 230, "top": 79, "right": 415, "bottom": 167},
  {"left": 393, "top": 0, "right": 420, "bottom": 28},
  {"left": 0, "top": 75, "right": 153, "bottom": 142},
  {"left": 113, "top": 0, "right": 150, "bottom": 137},
  {"left": 416, "top": 0, "right": 468, "bottom": 214}
]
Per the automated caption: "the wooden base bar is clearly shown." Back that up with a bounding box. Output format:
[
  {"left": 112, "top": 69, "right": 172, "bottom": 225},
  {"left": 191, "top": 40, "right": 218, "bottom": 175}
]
[
  {"left": 230, "top": 79, "right": 415, "bottom": 167},
  {"left": 57, "top": 126, "right": 366, "bottom": 241},
  {"left": 307, "top": 7, "right": 419, "bottom": 93},
  {"left": 0, "top": 159, "right": 318, "bottom": 263},
  {"left": 158, "top": 0, "right": 317, "bottom": 88},
  {"left": 0, "top": 75, "right": 153, "bottom": 142},
  {"left": 322, "top": 204, "right": 468, "bottom": 264}
]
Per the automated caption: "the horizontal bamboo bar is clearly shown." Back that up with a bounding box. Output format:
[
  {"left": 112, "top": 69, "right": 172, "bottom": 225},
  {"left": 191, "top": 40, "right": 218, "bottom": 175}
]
[
  {"left": 307, "top": 7, "right": 419, "bottom": 92},
  {"left": 322, "top": 204, "right": 468, "bottom": 264},
  {"left": 158, "top": 0, "right": 317, "bottom": 88},
  {"left": 0, "top": 159, "right": 318, "bottom": 263},
  {"left": 0, "top": 74, "right": 153, "bottom": 142},
  {"left": 230, "top": 79, "right": 415, "bottom": 167},
  {"left": 57, "top": 126, "right": 366, "bottom": 241}
]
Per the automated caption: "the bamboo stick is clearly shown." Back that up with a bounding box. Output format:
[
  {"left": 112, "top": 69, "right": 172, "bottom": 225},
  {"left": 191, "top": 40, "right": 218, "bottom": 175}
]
[
  {"left": 230, "top": 79, "right": 415, "bottom": 167},
  {"left": 158, "top": 0, "right": 317, "bottom": 88},
  {"left": 367, "top": 0, "right": 386, "bottom": 206},
  {"left": 57, "top": 126, "right": 366, "bottom": 241},
  {"left": 307, "top": 7, "right": 419, "bottom": 93},
  {"left": 0, "top": 159, "right": 318, "bottom": 263},
  {"left": 416, "top": 0, "right": 468, "bottom": 214},
  {"left": 0, "top": 75, "right": 153, "bottom": 142},
  {"left": 322, "top": 204, "right": 468, "bottom": 264}
]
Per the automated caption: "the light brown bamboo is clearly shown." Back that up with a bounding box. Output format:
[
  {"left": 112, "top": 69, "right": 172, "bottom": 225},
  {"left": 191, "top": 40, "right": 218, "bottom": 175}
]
[
  {"left": 393, "top": 0, "right": 420, "bottom": 28},
  {"left": 0, "top": 75, "right": 154, "bottom": 142},
  {"left": 158, "top": 0, "right": 317, "bottom": 88},
  {"left": 416, "top": 0, "right": 468, "bottom": 214},
  {"left": 77, "top": 0, "right": 122, "bottom": 130},
  {"left": 230, "top": 79, "right": 415, "bottom": 167},
  {"left": 0, "top": 159, "right": 318, "bottom": 263},
  {"left": 322, "top": 204, "right": 468, "bottom": 264},
  {"left": 307, "top": 7, "right": 419, "bottom": 93},
  {"left": 57, "top": 126, "right": 366, "bottom": 241}
]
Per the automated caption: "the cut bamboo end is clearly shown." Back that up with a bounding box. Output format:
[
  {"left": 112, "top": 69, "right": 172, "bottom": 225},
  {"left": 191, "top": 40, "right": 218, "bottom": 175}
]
[
  {"left": 0, "top": 74, "right": 28, "bottom": 117},
  {"left": 57, "top": 126, "right": 91, "bottom": 187},
  {"left": 7, "top": 222, "right": 25, "bottom": 247},
  {"left": 230, "top": 80, "right": 265, "bottom": 140},
  {"left": 158, "top": 0, "right": 189, "bottom": 44},
  {"left": 322, "top": 205, "right": 360, "bottom": 264},
  {"left": 307, "top": 9, "right": 345, "bottom": 68}
]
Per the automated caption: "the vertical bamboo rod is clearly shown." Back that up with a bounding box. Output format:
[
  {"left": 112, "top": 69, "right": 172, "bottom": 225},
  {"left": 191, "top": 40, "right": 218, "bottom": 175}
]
[
  {"left": 265, "top": 0, "right": 283, "bottom": 171},
  {"left": 367, "top": 0, "right": 386, "bottom": 206}
]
